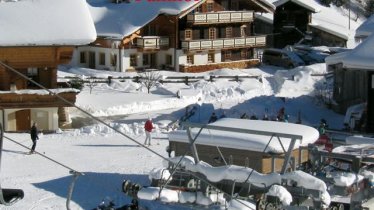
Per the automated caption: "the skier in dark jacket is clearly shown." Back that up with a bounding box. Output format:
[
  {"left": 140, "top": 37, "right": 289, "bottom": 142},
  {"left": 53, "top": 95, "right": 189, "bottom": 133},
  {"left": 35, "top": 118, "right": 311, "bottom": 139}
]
[
  {"left": 208, "top": 112, "right": 218, "bottom": 123},
  {"left": 30, "top": 122, "right": 39, "bottom": 154}
]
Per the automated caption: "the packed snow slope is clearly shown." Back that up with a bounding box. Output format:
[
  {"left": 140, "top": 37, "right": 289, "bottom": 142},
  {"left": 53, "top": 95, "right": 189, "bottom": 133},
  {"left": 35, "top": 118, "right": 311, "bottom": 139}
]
[{"left": 1, "top": 63, "right": 345, "bottom": 210}]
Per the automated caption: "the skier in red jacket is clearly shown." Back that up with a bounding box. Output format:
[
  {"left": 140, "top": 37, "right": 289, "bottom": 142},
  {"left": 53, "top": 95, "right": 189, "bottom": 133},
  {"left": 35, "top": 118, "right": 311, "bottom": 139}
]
[{"left": 144, "top": 118, "right": 154, "bottom": 146}]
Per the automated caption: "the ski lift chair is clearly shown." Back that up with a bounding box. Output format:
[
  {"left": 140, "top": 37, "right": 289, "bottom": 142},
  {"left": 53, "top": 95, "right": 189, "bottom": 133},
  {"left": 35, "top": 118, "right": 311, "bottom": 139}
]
[{"left": 0, "top": 123, "right": 24, "bottom": 205}]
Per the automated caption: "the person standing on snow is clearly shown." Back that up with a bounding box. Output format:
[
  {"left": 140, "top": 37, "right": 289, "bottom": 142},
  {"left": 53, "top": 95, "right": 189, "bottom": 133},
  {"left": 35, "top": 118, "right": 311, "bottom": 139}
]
[
  {"left": 29, "top": 122, "right": 39, "bottom": 154},
  {"left": 208, "top": 112, "right": 218, "bottom": 123},
  {"left": 144, "top": 118, "right": 154, "bottom": 146}
]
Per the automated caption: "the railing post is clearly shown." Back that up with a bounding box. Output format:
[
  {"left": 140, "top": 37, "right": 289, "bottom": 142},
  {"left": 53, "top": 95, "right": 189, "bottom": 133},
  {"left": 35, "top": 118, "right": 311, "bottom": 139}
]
[{"left": 107, "top": 76, "right": 112, "bottom": 85}]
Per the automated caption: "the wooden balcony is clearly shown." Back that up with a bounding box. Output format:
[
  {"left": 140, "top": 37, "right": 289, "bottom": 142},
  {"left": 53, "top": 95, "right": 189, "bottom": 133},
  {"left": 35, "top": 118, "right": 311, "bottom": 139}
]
[
  {"left": 181, "top": 35, "right": 266, "bottom": 50},
  {"left": 136, "top": 36, "right": 169, "bottom": 49},
  {"left": 0, "top": 89, "right": 78, "bottom": 108},
  {"left": 187, "top": 11, "right": 254, "bottom": 24}
]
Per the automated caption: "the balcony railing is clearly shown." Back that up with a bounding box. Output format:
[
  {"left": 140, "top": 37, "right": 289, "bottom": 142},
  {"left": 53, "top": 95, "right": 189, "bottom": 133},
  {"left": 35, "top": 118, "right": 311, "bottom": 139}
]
[
  {"left": 136, "top": 36, "right": 169, "bottom": 49},
  {"left": 187, "top": 11, "right": 254, "bottom": 24},
  {"left": 181, "top": 35, "right": 266, "bottom": 50},
  {"left": 0, "top": 90, "right": 78, "bottom": 108}
]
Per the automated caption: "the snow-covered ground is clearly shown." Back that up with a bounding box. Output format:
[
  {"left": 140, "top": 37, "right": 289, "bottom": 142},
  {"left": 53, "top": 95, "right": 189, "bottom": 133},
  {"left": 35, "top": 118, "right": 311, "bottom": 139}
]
[{"left": 1, "top": 63, "right": 346, "bottom": 210}]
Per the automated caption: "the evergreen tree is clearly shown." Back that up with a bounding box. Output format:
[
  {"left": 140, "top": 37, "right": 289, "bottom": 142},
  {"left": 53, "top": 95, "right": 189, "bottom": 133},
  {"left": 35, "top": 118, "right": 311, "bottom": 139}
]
[
  {"left": 365, "top": 0, "right": 374, "bottom": 17},
  {"left": 320, "top": 0, "right": 333, "bottom": 6}
]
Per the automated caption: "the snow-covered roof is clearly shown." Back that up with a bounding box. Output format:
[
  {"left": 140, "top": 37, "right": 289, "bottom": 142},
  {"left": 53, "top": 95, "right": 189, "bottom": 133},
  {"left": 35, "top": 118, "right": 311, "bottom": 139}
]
[
  {"left": 326, "top": 33, "right": 374, "bottom": 70},
  {"left": 255, "top": 12, "right": 273, "bottom": 24},
  {"left": 87, "top": 0, "right": 200, "bottom": 39},
  {"left": 310, "top": 4, "right": 362, "bottom": 48},
  {"left": 254, "top": 0, "right": 276, "bottom": 12},
  {"left": 0, "top": 0, "right": 96, "bottom": 46},
  {"left": 355, "top": 14, "right": 374, "bottom": 38},
  {"left": 168, "top": 118, "right": 319, "bottom": 153},
  {"left": 308, "top": 24, "right": 348, "bottom": 40},
  {"left": 273, "top": 0, "right": 321, "bottom": 13}
]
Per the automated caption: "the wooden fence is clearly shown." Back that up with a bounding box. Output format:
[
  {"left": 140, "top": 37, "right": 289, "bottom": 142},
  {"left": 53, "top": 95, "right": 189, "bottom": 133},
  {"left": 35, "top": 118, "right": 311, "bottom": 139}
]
[{"left": 59, "top": 74, "right": 262, "bottom": 86}]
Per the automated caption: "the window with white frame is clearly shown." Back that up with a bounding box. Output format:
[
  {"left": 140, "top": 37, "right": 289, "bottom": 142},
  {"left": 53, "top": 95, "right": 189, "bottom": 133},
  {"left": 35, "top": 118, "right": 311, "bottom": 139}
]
[
  {"left": 187, "top": 54, "right": 194, "bottom": 64},
  {"left": 209, "top": 28, "right": 216, "bottom": 39},
  {"left": 185, "top": 29, "right": 192, "bottom": 40},
  {"left": 208, "top": 53, "right": 215, "bottom": 63},
  {"left": 226, "top": 27, "right": 232, "bottom": 38}
]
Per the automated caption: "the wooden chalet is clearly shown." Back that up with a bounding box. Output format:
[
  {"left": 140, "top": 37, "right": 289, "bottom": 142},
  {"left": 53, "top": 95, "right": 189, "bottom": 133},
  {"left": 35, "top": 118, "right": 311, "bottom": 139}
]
[
  {"left": 272, "top": 0, "right": 347, "bottom": 48},
  {"left": 273, "top": 0, "right": 318, "bottom": 48},
  {"left": 73, "top": 0, "right": 275, "bottom": 72},
  {"left": 326, "top": 34, "right": 374, "bottom": 133},
  {"left": 0, "top": 0, "right": 96, "bottom": 132}
]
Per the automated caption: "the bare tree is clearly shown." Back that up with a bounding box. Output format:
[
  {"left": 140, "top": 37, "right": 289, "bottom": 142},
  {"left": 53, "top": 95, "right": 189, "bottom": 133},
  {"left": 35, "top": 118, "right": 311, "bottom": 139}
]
[
  {"left": 139, "top": 70, "right": 162, "bottom": 94},
  {"left": 86, "top": 78, "right": 98, "bottom": 94}
]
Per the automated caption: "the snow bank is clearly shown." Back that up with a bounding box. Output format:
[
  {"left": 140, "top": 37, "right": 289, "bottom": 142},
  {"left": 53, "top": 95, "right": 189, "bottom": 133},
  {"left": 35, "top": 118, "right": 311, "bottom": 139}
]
[
  {"left": 149, "top": 167, "right": 171, "bottom": 181},
  {"left": 360, "top": 170, "right": 374, "bottom": 186},
  {"left": 227, "top": 199, "right": 256, "bottom": 210},
  {"left": 332, "top": 172, "right": 364, "bottom": 187},
  {"left": 282, "top": 170, "right": 330, "bottom": 205},
  {"left": 333, "top": 144, "right": 374, "bottom": 157},
  {"left": 164, "top": 156, "right": 281, "bottom": 187},
  {"left": 138, "top": 187, "right": 227, "bottom": 206},
  {"left": 266, "top": 185, "right": 293, "bottom": 206},
  {"left": 178, "top": 191, "right": 196, "bottom": 204},
  {"left": 345, "top": 135, "right": 374, "bottom": 145}
]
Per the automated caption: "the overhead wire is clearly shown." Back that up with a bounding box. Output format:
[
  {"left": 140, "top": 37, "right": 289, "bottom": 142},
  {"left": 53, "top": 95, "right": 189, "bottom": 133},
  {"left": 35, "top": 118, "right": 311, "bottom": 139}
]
[{"left": 0, "top": 61, "right": 256, "bottom": 209}]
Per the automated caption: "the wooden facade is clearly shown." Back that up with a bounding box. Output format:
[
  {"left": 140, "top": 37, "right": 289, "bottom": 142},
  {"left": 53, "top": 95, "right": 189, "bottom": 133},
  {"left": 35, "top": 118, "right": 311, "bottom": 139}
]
[
  {"left": 331, "top": 64, "right": 374, "bottom": 133},
  {"left": 0, "top": 47, "right": 74, "bottom": 90},
  {"left": 178, "top": 0, "right": 264, "bottom": 63},
  {"left": 273, "top": 2, "right": 312, "bottom": 48},
  {"left": 0, "top": 46, "right": 78, "bottom": 131},
  {"left": 309, "top": 26, "right": 347, "bottom": 47},
  {"left": 180, "top": 59, "right": 259, "bottom": 73},
  {"left": 169, "top": 141, "right": 309, "bottom": 174},
  {"left": 76, "top": 0, "right": 273, "bottom": 72}
]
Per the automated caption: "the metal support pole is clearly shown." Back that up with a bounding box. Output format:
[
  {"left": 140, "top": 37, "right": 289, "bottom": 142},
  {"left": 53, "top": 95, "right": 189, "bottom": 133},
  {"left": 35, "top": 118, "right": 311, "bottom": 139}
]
[
  {"left": 66, "top": 170, "right": 82, "bottom": 210},
  {"left": 186, "top": 127, "right": 202, "bottom": 163},
  {"left": 281, "top": 138, "right": 297, "bottom": 174}
]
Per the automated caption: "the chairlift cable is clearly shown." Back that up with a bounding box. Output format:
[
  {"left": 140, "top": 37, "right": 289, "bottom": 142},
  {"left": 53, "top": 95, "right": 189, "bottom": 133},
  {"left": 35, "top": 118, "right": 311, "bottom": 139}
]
[
  {"left": 0, "top": 61, "right": 256, "bottom": 209},
  {"left": 3, "top": 136, "right": 82, "bottom": 175},
  {"left": 0, "top": 61, "right": 167, "bottom": 162}
]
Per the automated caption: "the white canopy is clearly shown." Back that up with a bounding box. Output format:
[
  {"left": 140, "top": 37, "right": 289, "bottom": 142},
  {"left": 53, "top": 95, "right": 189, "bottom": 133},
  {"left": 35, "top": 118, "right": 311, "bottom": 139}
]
[
  {"left": 168, "top": 118, "right": 319, "bottom": 153},
  {"left": 0, "top": 0, "right": 96, "bottom": 46}
]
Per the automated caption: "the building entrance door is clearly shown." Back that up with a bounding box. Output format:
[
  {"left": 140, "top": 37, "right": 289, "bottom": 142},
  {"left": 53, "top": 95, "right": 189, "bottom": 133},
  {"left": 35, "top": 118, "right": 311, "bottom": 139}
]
[
  {"left": 89, "top": 52, "right": 96, "bottom": 69},
  {"left": 16, "top": 109, "right": 30, "bottom": 131},
  {"left": 150, "top": 53, "right": 157, "bottom": 68}
]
